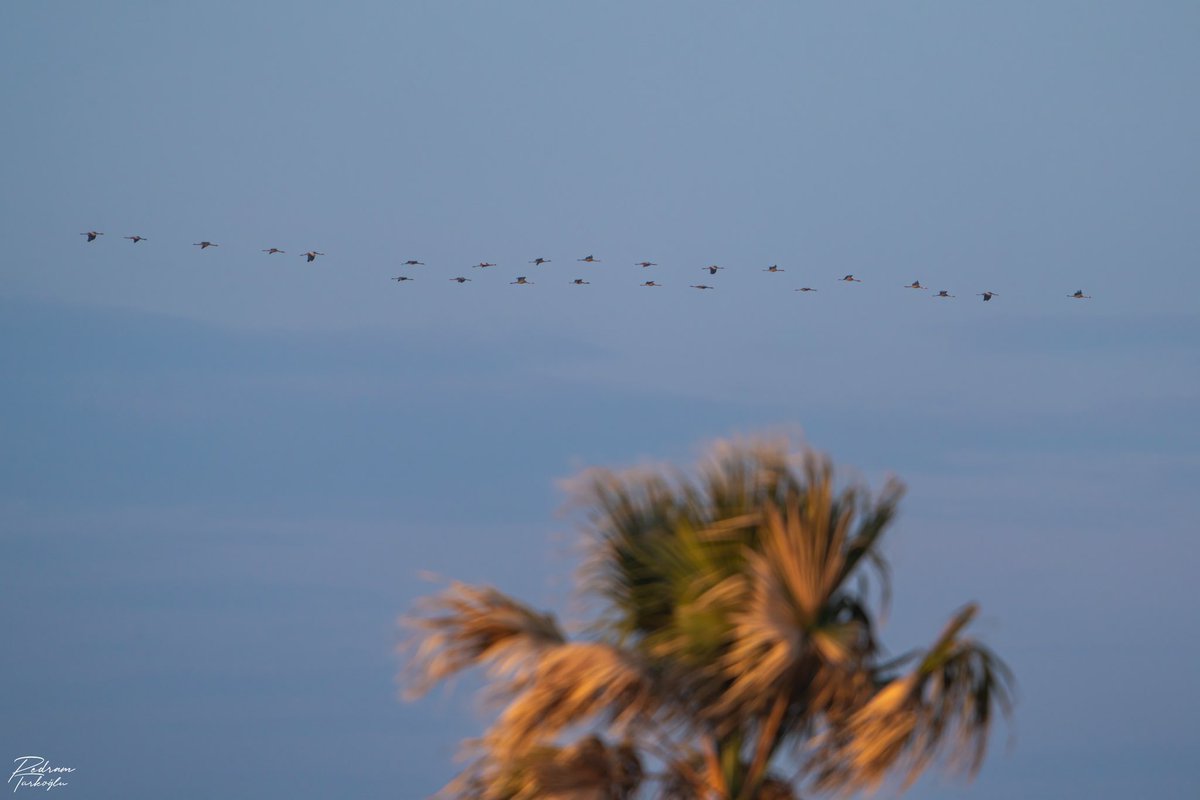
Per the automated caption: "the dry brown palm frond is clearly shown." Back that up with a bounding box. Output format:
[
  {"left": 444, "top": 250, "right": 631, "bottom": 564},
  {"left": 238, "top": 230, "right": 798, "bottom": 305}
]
[
  {"left": 401, "top": 581, "right": 566, "bottom": 699},
  {"left": 809, "top": 604, "right": 1013, "bottom": 795},
  {"left": 657, "top": 750, "right": 727, "bottom": 799},
  {"left": 519, "top": 736, "right": 644, "bottom": 800},
  {"left": 487, "top": 642, "right": 661, "bottom": 757},
  {"left": 757, "top": 775, "right": 802, "bottom": 800},
  {"left": 438, "top": 736, "right": 643, "bottom": 800}
]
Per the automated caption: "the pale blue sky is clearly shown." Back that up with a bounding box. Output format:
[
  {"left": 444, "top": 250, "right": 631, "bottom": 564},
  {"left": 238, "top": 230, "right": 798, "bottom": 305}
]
[{"left": 2, "top": 2, "right": 1198, "bottom": 798}]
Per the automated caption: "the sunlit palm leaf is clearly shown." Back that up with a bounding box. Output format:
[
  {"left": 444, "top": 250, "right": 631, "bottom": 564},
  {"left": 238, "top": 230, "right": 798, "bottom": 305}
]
[
  {"left": 489, "top": 642, "right": 661, "bottom": 756},
  {"left": 712, "top": 460, "right": 896, "bottom": 728},
  {"left": 810, "top": 604, "right": 1014, "bottom": 795},
  {"left": 402, "top": 581, "right": 565, "bottom": 699}
]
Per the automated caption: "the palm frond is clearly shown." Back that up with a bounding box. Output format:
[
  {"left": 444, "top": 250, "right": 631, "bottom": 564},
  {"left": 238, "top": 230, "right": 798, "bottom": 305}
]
[
  {"left": 712, "top": 476, "right": 889, "bottom": 727},
  {"left": 489, "top": 642, "right": 661, "bottom": 757},
  {"left": 809, "top": 604, "right": 1014, "bottom": 795},
  {"left": 441, "top": 736, "right": 643, "bottom": 800},
  {"left": 401, "top": 581, "right": 565, "bottom": 699}
]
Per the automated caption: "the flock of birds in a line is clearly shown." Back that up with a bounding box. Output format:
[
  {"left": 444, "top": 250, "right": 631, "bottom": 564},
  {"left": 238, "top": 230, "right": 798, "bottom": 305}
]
[{"left": 77, "top": 231, "right": 1095, "bottom": 300}]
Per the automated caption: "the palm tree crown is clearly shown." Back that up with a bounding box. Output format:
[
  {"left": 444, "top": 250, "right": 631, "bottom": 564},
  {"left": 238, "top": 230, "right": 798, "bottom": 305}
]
[{"left": 402, "top": 439, "right": 1012, "bottom": 799}]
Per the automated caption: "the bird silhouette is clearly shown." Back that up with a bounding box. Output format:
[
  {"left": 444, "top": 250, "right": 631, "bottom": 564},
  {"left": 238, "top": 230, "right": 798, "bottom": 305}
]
[
  {"left": 262, "top": 248, "right": 285, "bottom": 255},
  {"left": 1069, "top": 290, "right": 1092, "bottom": 299},
  {"left": 935, "top": 290, "right": 955, "bottom": 298},
  {"left": 978, "top": 291, "right": 998, "bottom": 302},
  {"left": 840, "top": 274, "right": 862, "bottom": 282},
  {"left": 906, "top": 280, "right": 926, "bottom": 289},
  {"left": 641, "top": 280, "right": 662, "bottom": 287},
  {"left": 635, "top": 261, "right": 657, "bottom": 268},
  {"left": 571, "top": 279, "right": 590, "bottom": 285},
  {"left": 124, "top": 235, "right": 147, "bottom": 243},
  {"left": 690, "top": 284, "right": 714, "bottom": 290},
  {"left": 193, "top": 241, "right": 218, "bottom": 249},
  {"left": 703, "top": 265, "right": 723, "bottom": 275},
  {"left": 530, "top": 258, "right": 550, "bottom": 266},
  {"left": 511, "top": 276, "right": 533, "bottom": 285},
  {"left": 473, "top": 262, "right": 496, "bottom": 269},
  {"left": 402, "top": 260, "right": 425, "bottom": 266},
  {"left": 302, "top": 251, "right": 324, "bottom": 262},
  {"left": 577, "top": 255, "right": 600, "bottom": 263},
  {"left": 450, "top": 277, "right": 471, "bottom": 283},
  {"left": 764, "top": 264, "right": 784, "bottom": 272},
  {"left": 392, "top": 276, "right": 414, "bottom": 282},
  {"left": 81, "top": 231, "right": 103, "bottom": 241},
  {"left": 795, "top": 287, "right": 818, "bottom": 292}
]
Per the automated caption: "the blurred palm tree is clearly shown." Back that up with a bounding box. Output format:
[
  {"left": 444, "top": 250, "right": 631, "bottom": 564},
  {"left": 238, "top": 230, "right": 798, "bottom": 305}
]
[{"left": 401, "top": 439, "right": 1012, "bottom": 799}]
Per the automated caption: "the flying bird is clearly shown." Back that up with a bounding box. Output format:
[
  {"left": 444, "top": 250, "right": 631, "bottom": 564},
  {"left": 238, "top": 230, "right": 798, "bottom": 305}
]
[
  {"left": 571, "top": 279, "right": 590, "bottom": 285},
  {"left": 795, "top": 287, "right": 818, "bottom": 292},
  {"left": 1069, "top": 290, "right": 1092, "bottom": 299},
  {"left": 530, "top": 258, "right": 550, "bottom": 266},
  {"left": 577, "top": 255, "right": 600, "bottom": 263},
  {"left": 262, "top": 248, "right": 285, "bottom": 254},
  {"left": 402, "top": 260, "right": 425, "bottom": 266},
  {"left": 764, "top": 264, "right": 784, "bottom": 272},
  {"left": 935, "top": 290, "right": 955, "bottom": 298},
  {"left": 81, "top": 231, "right": 103, "bottom": 241},
  {"left": 905, "top": 280, "right": 926, "bottom": 289},
  {"left": 635, "top": 261, "right": 657, "bottom": 268},
  {"left": 641, "top": 280, "right": 662, "bottom": 287},
  {"left": 302, "top": 251, "right": 324, "bottom": 262},
  {"left": 703, "top": 265, "right": 723, "bottom": 275},
  {"left": 193, "top": 241, "right": 218, "bottom": 249},
  {"left": 450, "top": 277, "right": 471, "bottom": 283},
  {"left": 124, "top": 235, "right": 147, "bottom": 243},
  {"left": 978, "top": 291, "right": 998, "bottom": 302},
  {"left": 511, "top": 276, "right": 533, "bottom": 285},
  {"left": 392, "top": 276, "right": 414, "bottom": 282},
  {"left": 840, "top": 274, "right": 862, "bottom": 282},
  {"left": 473, "top": 262, "right": 496, "bottom": 269},
  {"left": 690, "top": 284, "right": 714, "bottom": 290}
]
